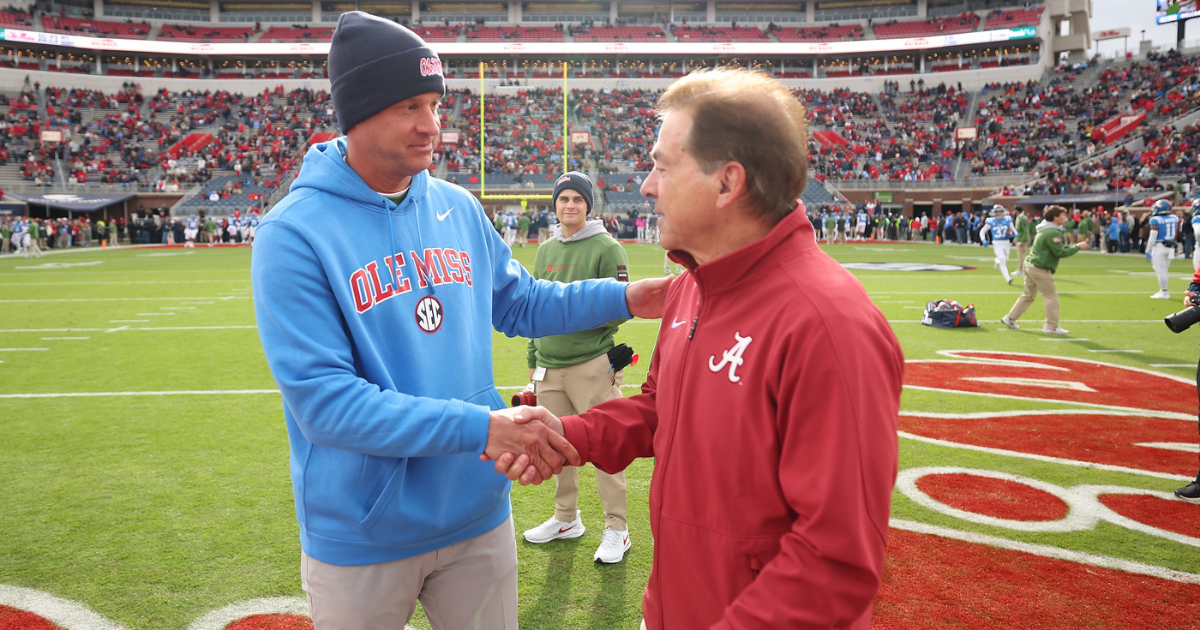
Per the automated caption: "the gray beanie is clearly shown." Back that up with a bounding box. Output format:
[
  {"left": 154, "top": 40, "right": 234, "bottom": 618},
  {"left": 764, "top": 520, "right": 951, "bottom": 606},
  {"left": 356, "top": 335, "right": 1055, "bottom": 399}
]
[
  {"left": 553, "top": 171, "right": 594, "bottom": 213},
  {"left": 328, "top": 11, "right": 446, "bottom": 134}
]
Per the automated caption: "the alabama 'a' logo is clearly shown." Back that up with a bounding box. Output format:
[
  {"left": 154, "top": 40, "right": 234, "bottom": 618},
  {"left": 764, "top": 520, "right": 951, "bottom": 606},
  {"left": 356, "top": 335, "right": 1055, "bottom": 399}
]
[
  {"left": 709, "top": 332, "right": 752, "bottom": 383},
  {"left": 415, "top": 295, "right": 443, "bottom": 333}
]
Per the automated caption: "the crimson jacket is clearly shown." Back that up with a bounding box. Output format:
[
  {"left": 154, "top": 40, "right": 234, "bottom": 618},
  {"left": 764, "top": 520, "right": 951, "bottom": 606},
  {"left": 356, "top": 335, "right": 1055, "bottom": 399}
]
[{"left": 561, "top": 206, "right": 903, "bottom": 630}]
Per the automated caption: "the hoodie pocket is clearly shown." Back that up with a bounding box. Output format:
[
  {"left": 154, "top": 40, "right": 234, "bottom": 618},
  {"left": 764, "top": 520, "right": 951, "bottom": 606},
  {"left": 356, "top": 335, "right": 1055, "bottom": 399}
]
[{"left": 358, "top": 459, "right": 408, "bottom": 540}]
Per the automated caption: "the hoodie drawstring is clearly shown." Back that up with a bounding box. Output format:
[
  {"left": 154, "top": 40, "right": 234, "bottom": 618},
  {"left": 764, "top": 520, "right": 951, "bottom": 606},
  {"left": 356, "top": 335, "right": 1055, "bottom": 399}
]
[{"left": 387, "top": 194, "right": 435, "bottom": 296}]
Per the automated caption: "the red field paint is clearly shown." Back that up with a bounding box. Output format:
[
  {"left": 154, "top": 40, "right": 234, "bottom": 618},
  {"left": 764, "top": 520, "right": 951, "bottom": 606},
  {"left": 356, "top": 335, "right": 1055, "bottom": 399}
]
[
  {"left": 1100, "top": 493, "right": 1200, "bottom": 539},
  {"left": 224, "top": 614, "right": 313, "bottom": 630},
  {"left": 900, "top": 413, "right": 1196, "bottom": 473},
  {"left": 874, "top": 528, "right": 1200, "bottom": 629},
  {"left": 906, "top": 351, "right": 1194, "bottom": 415},
  {"left": 916, "top": 473, "right": 1070, "bottom": 521},
  {"left": 0, "top": 606, "right": 60, "bottom": 630}
]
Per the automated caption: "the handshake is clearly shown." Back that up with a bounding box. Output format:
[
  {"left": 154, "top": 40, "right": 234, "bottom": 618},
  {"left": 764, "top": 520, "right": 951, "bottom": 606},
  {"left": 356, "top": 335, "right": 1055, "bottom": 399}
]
[{"left": 481, "top": 406, "right": 576, "bottom": 486}]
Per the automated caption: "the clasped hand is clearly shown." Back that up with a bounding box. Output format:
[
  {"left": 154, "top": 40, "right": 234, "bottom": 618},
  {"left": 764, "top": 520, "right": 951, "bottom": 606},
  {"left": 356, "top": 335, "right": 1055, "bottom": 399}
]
[{"left": 482, "top": 406, "right": 575, "bottom": 486}]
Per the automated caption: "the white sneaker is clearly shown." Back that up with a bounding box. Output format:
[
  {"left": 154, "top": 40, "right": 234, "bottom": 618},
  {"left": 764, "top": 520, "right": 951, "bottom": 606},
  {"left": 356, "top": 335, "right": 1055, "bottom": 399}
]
[
  {"left": 663, "top": 267, "right": 671, "bottom": 275},
  {"left": 523, "top": 510, "right": 585, "bottom": 544},
  {"left": 1042, "top": 326, "right": 1070, "bottom": 335},
  {"left": 1000, "top": 315, "right": 1019, "bottom": 329},
  {"left": 1151, "top": 291, "right": 1172, "bottom": 300},
  {"left": 594, "top": 528, "right": 631, "bottom": 564}
]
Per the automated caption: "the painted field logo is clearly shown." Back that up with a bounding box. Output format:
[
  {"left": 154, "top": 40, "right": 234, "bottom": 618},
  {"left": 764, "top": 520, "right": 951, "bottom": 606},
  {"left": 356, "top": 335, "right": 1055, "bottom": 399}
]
[
  {"left": 415, "top": 296, "right": 443, "bottom": 333},
  {"left": 840, "top": 262, "right": 975, "bottom": 272}
]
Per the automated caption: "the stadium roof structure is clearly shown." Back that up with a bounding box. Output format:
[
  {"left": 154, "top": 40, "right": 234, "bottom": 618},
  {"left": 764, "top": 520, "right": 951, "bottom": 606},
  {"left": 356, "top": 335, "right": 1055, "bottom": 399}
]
[
  {"left": 10, "top": 192, "right": 139, "bottom": 212},
  {"left": 988, "top": 192, "right": 1163, "bottom": 206},
  {"left": 0, "top": 25, "right": 1038, "bottom": 57}
]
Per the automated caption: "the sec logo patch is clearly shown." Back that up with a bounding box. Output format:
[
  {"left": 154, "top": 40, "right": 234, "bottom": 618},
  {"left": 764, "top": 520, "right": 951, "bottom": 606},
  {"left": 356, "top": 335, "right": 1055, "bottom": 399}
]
[{"left": 415, "top": 296, "right": 443, "bottom": 333}]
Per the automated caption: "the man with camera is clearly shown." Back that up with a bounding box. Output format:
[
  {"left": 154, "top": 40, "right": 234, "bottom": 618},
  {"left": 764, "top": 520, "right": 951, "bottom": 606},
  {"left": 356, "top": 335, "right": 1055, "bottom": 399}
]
[
  {"left": 1001, "top": 205, "right": 1090, "bottom": 335},
  {"left": 1175, "top": 265, "right": 1200, "bottom": 501},
  {"left": 521, "top": 171, "right": 635, "bottom": 564}
]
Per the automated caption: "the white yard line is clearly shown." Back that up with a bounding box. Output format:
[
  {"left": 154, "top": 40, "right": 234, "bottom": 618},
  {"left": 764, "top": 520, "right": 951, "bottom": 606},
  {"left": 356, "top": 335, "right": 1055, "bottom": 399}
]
[
  {"left": 0, "top": 297, "right": 244, "bottom": 303},
  {"left": 902, "top": 385, "right": 1194, "bottom": 420},
  {"left": 0, "top": 326, "right": 256, "bottom": 333},
  {"left": 897, "top": 431, "right": 1191, "bottom": 481},
  {"left": 135, "top": 313, "right": 175, "bottom": 316},
  {"left": 1087, "top": 349, "right": 1143, "bottom": 353},
  {"left": 0, "top": 348, "right": 48, "bottom": 352},
  {"left": 889, "top": 519, "right": 1200, "bottom": 585},
  {"left": 0, "top": 384, "right": 643, "bottom": 399},
  {"left": 0, "top": 584, "right": 130, "bottom": 630},
  {"left": 0, "top": 389, "right": 281, "bottom": 399},
  {"left": 109, "top": 320, "right": 148, "bottom": 323},
  {"left": 0, "top": 280, "right": 249, "bottom": 286},
  {"left": 40, "top": 337, "right": 89, "bottom": 340}
]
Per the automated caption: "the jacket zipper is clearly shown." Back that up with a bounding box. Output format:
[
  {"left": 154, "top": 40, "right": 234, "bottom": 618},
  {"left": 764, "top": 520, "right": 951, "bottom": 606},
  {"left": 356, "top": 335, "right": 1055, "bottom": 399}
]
[{"left": 654, "top": 274, "right": 703, "bottom": 629}]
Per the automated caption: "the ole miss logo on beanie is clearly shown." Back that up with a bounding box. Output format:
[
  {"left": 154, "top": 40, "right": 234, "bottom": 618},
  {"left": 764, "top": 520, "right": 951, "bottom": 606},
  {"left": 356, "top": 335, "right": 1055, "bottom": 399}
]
[{"left": 420, "top": 57, "right": 443, "bottom": 77}]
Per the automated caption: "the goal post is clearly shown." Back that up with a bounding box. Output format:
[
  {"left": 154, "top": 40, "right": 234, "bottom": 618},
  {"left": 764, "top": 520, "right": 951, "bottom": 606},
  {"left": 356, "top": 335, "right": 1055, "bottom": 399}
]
[{"left": 478, "top": 60, "right": 569, "bottom": 209}]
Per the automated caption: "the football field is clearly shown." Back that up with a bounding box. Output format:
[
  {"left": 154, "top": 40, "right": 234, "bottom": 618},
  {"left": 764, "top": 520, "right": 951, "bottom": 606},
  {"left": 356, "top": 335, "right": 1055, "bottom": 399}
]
[{"left": 3, "top": 235, "right": 1200, "bottom": 630}]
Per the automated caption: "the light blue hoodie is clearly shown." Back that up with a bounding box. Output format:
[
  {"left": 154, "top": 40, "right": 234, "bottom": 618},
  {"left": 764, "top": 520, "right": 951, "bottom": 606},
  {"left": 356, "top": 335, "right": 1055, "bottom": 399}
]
[{"left": 251, "top": 137, "right": 631, "bottom": 566}]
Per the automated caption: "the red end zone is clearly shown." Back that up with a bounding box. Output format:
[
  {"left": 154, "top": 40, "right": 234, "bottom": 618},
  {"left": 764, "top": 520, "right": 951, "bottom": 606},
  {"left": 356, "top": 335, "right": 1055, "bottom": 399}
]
[
  {"left": 875, "top": 528, "right": 1200, "bottom": 629},
  {"left": 0, "top": 606, "right": 60, "bottom": 630}
]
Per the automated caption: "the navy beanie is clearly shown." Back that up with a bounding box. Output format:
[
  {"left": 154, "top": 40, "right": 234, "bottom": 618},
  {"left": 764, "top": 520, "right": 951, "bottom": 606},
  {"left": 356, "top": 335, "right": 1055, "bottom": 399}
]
[
  {"left": 553, "top": 171, "right": 594, "bottom": 214},
  {"left": 328, "top": 11, "right": 446, "bottom": 134}
]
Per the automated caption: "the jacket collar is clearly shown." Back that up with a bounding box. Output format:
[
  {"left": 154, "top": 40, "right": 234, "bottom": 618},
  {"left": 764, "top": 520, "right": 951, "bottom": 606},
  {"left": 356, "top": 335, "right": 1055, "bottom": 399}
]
[{"left": 668, "top": 201, "right": 814, "bottom": 294}]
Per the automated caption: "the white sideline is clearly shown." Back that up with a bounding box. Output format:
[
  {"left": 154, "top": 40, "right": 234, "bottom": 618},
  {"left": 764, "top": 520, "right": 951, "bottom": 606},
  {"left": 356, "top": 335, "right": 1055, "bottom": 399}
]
[
  {"left": 0, "top": 297, "right": 247, "bottom": 303},
  {"left": 0, "top": 584, "right": 130, "bottom": 630},
  {"left": 889, "top": 518, "right": 1200, "bottom": 585},
  {"left": 0, "top": 326, "right": 258, "bottom": 333},
  {"left": 898, "top": 431, "right": 1192, "bottom": 481},
  {"left": 0, "top": 385, "right": 644, "bottom": 399}
]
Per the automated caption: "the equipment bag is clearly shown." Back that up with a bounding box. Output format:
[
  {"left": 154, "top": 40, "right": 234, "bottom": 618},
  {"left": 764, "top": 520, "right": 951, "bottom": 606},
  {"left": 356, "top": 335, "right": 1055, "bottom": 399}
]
[{"left": 921, "top": 299, "right": 979, "bottom": 328}]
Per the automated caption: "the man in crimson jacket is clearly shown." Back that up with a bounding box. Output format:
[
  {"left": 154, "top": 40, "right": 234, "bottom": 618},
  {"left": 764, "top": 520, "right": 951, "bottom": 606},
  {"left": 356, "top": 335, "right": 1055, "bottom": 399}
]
[{"left": 489, "top": 69, "right": 904, "bottom": 630}]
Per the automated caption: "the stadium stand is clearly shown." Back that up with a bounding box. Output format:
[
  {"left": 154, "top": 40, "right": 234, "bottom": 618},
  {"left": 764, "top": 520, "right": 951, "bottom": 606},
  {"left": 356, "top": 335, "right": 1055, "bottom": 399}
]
[
  {"left": 774, "top": 24, "right": 865, "bottom": 41},
  {"left": 465, "top": 25, "right": 565, "bottom": 41},
  {"left": 872, "top": 13, "right": 981, "bottom": 39},
  {"left": 670, "top": 25, "right": 766, "bottom": 41},
  {"left": 159, "top": 24, "right": 256, "bottom": 41},
  {"left": 264, "top": 26, "right": 335, "bottom": 42},
  {"left": 41, "top": 16, "right": 150, "bottom": 38},
  {"left": 984, "top": 7, "right": 1046, "bottom": 29},
  {"left": 0, "top": 7, "right": 30, "bottom": 27},
  {"left": 572, "top": 24, "right": 667, "bottom": 41},
  {"left": 407, "top": 23, "right": 462, "bottom": 41}
]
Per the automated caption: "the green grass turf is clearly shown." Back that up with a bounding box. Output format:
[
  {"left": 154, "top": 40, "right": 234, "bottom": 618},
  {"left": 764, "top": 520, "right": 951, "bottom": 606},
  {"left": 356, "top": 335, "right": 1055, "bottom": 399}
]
[{"left": 1, "top": 237, "right": 1199, "bottom": 629}]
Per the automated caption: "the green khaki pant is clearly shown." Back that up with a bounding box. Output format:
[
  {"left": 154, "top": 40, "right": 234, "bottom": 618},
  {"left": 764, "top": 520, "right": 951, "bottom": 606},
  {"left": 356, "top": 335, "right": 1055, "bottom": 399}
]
[{"left": 1007, "top": 264, "right": 1060, "bottom": 329}]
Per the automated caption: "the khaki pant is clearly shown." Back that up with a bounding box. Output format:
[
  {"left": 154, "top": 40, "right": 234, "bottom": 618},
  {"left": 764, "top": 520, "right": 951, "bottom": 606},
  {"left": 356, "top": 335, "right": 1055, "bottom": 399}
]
[
  {"left": 535, "top": 353, "right": 628, "bottom": 531},
  {"left": 1016, "top": 241, "right": 1028, "bottom": 267},
  {"left": 1007, "top": 264, "right": 1060, "bottom": 329},
  {"left": 301, "top": 516, "right": 518, "bottom": 630}
]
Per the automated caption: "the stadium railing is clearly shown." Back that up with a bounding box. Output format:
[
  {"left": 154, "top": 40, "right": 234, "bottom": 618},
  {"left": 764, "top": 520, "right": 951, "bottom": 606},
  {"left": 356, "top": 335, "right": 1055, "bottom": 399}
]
[
  {"left": 715, "top": 13, "right": 807, "bottom": 23},
  {"left": 828, "top": 174, "right": 1031, "bottom": 189}
]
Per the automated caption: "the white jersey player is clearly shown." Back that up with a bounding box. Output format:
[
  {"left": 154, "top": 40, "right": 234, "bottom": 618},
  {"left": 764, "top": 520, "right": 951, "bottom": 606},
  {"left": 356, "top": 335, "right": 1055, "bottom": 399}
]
[
  {"left": 854, "top": 211, "right": 868, "bottom": 240},
  {"left": 184, "top": 216, "right": 198, "bottom": 248},
  {"left": 11, "top": 217, "right": 26, "bottom": 256},
  {"left": 1191, "top": 199, "right": 1200, "bottom": 272},
  {"left": 1148, "top": 200, "right": 1180, "bottom": 299},
  {"left": 247, "top": 213, "right": 259, "bottom": 244},
  {"left": 980, "top": 204, "right": 1016, "bottom": 284}
]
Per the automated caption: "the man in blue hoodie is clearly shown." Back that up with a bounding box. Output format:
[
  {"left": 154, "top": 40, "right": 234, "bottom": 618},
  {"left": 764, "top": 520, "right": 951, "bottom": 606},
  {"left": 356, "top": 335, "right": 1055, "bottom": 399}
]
[{"left": 250, "top": 12, "right": 669, "bottom": 630}]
